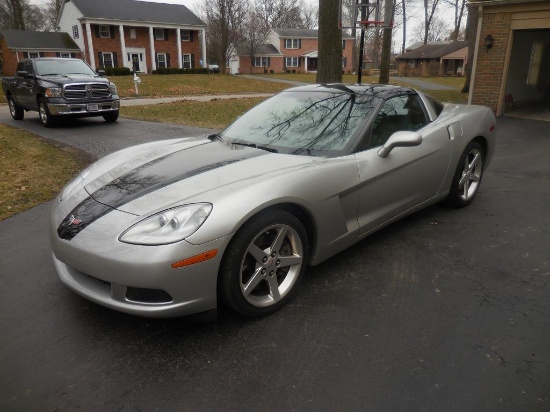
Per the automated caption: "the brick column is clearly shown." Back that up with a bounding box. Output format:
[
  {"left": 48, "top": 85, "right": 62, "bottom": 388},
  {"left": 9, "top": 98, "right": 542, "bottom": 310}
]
[
  {"left": 85, "top": 22, "right": 96, "bottom": 69},
  {"left": 149, "top": 26, "right": 156, "bottom": 71}
]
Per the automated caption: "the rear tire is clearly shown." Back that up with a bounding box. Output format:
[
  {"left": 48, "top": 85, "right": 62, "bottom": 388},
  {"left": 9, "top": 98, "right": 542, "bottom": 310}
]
[
  {"left": 219, "top": 210, "right": 309, "bottom": 317},
  {"left": 446, "top": 141, "right": 484, "bottom": 208},
  {"left": 103, "top": 110, "right": 119, "bottom": 123},
  {"left": 8, "top": 95, "right": 24, "bottom": 120},
  {"left": 38, "top": 98, "right": 56, "bottom": 128}
]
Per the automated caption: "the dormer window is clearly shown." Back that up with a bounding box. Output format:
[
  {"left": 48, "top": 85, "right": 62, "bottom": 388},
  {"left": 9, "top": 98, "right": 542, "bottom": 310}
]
[{"left": 284, "top": 39, "right": 301, "bottom": 49}]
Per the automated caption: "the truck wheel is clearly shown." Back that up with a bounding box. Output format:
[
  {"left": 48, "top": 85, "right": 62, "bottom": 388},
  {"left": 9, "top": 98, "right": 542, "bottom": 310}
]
[
  {"left": 103, "top": 110, "right": 119, "bottom": 123},
  {"left": 8, "top": 95, "right": 24, "bottom": 120},
  {"left": 38, "top": 98, "right": 56, "bottom": 128}
]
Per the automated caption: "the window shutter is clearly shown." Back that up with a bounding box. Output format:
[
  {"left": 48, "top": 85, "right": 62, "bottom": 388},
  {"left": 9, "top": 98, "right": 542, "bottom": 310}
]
[
  {"left": 164, "top": 29, "right": 169, "bottom": 41},
  {"left": 267, "top": 57, "right": 270, "bottom": 67},
  {"left": 113, "top": 52, "right": 118, "bottom": 67},
  {"left": 155, "top": 54, "right": 158, "bottom": 66},
  {"left": 167, "top": 53, "right": 171, "bottom": 67},
  {"left": 110, "top": 26, "right": 115, "bottom": 39},
  {"left": 98, "top": 52, "right": 104, "bottom": 68},
  {"left": 94, "top": 25, "right": 100, "bottom": 38},
  {"left": 56, "top": 52, "right": 60, "bottom": 57},
  {"left": 191, "top": 53, "right": 195, "bottom": 68},
  {"left": 23, "top": 52, "right": 29, "bottom": 58},
  {"left": 71, "top": 53, "right": 76, "bottom": 58},
  {"left": 190, "top": 31, "right": 193, "bottom": 41},
  {"left": 342, "top": 40, "right": 345, "bottom": 49},
  {"left": 298, "top": 39, "right": 301, "bottom": 49}
]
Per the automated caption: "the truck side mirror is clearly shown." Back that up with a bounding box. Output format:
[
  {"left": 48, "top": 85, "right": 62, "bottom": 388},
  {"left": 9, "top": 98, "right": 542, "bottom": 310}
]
[
  {"left": 17, "top": 70, "right": 29, "bottom": 78},
  {"left": 97, "top": 70, "right": 106, "bottom": 77}
]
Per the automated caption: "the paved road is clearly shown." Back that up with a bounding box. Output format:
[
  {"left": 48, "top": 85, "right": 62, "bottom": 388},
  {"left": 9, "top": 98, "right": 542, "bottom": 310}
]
[{"left": 1, "top": 114, "right": 549, "bottom": 411}]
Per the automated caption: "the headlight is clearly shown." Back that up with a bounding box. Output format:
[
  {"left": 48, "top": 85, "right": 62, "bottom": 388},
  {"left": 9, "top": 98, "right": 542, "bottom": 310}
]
[
  {"left": 109, "top": 82, "right": 117, "bottom": 94},
  {"left": 119, "top": 203, "right": 213, "bottom": 245},
  {"left": 45, "top": 87, "right": 62, "bottom": 98}
]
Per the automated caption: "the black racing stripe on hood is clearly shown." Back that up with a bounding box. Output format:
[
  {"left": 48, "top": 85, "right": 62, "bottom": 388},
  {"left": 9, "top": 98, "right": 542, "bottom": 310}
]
[{"left": 58, "top": 141, "right": 266, "bottom": 241}]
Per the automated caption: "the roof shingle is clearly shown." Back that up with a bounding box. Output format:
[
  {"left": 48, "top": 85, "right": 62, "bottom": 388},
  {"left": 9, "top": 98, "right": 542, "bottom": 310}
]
[{"left": 0, "top": 30, "right": 80, "bottom": 50}]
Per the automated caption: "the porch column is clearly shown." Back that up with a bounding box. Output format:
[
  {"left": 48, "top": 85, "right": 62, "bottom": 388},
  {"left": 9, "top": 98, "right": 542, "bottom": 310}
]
[
  {"left": 119, "top": 25, "right": 127, "bottom": 69},
  {"left": 201, "top": 29, "right": 207, "bottom": 68},
  {"left": 305, "top": 57, "right": 308, "bottom": 73},
  {"left": 176, "top": 28, "right": 182, "bottom": 69},
  {"left": 85, "top": 22, "right": 96, "bottom": 69},
  {"left": 149, "top": 26, "right": 156, "bottom": 71}
]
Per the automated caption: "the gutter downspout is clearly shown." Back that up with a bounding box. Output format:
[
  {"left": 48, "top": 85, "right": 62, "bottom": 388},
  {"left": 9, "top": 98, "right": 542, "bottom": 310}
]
[{"left": 468, "top": 5, "right": 483, "bottom": 105}]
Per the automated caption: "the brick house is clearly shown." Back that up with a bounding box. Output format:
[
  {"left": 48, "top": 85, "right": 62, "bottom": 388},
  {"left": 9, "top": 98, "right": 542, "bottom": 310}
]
[
  {"left": 395, "top": 41, "right": 468, "bottom": 77},
  {"left": 0, "top": 30, "right": 82, "bottom": 76},
  {"left": 56, "top": 0, "right": 206, "bottom": 73},
  {"left": 468, "top": 0, "right": 550, "bottom": 116},
  {"left": 228, "top": 28, "right": 355, "bottom": 74}
]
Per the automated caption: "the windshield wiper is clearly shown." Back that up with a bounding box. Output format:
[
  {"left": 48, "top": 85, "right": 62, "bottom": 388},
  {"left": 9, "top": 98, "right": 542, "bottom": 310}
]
[
  {"left": 232, "top": 142, "right": 278, "bottom": 153},
  {"left": 207, "top": 133, "right": 224, "bottom": 142}
]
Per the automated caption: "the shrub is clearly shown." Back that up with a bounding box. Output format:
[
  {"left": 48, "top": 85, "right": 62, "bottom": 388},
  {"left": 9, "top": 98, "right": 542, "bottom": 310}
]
[
  {"left": 270, "top": 69, "right": 274, "bottom": 74},
  {"left": 153, "top": 67, "right": 210, "bottom": 75},
  {"left": 96, "top": 66, "right": 132, "bottom": 76}
]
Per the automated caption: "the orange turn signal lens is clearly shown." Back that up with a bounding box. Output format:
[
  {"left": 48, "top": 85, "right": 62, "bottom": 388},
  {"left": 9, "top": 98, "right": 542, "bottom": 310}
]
[{"left": 171, "top": 249, "right": 218, "bottom": 268}]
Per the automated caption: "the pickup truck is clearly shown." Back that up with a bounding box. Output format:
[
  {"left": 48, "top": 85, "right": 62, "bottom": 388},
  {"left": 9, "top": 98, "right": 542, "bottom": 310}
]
[{"left": 2, "top": 58, "right": 120, "bottom": 127}]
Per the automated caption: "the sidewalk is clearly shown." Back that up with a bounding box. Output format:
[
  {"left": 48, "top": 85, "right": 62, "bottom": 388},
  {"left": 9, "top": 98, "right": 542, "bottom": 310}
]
[{"left": 120, "top": 92, "right": 275, "bottom": 106}]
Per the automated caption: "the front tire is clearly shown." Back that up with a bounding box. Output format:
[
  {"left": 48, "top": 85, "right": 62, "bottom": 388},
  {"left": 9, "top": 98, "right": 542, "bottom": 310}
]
[
  {"left": 103, "top": 110, "right": 119, "bottom": 123},
  {"left": 219, "top": 210, "right": 309, "bottom": 317},
  {"left": 38, "top": 98, "right": 56, "bottom": 128},
  {"left": 447, "top": 141, "right": 484, "bottom": 207},
  {"left": 8, "top": 95, "right": 24, "bottom": 120}
]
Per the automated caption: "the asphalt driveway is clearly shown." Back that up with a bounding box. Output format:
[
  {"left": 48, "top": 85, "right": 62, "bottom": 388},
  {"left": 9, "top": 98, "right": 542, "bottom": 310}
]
[{"left": 0, "top": 114, "right": 549, "bottom": 411}]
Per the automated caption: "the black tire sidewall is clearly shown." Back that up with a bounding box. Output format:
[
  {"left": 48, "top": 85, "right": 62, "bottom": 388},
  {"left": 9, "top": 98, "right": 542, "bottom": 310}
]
[
  {"left": 219, "top": 210, "right": 309, "bottom": 317},
  {"left": 447, "top": 141, "right": 484, "bottom": 208},
  {"left": 8, "top": 95, "right": 24, "bottom": 120},
  {"left": 39, "top": 98, "right": 55, "bottom": 127}
]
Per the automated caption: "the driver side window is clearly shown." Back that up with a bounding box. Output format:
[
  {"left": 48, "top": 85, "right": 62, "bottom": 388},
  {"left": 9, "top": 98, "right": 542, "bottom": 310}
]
[{"left": 369, "top": 94, "right": 429, "bottom": 149}]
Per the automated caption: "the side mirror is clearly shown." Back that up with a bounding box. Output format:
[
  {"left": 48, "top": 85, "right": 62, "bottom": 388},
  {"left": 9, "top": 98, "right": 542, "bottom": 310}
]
[
  {"left": 17, "top": 70, "right": 29, "bottom": 78},
  {"left": 97, "top": 70, "right": 106, "bottom": 77},
  {"left": 377, "top": 131, "right": 422, "bottom": 158}
]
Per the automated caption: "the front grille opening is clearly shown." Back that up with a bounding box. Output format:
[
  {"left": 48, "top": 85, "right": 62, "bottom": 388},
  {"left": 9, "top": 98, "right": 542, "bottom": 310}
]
[{"left": 126, "top": 287, "right": 173, "bottom": 304}]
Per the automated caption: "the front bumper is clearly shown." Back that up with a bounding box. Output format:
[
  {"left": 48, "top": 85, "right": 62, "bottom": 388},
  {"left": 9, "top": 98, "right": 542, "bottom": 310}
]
[
  {"left": 50, "top": 201, "right": 232, "bottom": 318},
  {"left": 47, "top": 98, "right": 120, "bottom": 116}
]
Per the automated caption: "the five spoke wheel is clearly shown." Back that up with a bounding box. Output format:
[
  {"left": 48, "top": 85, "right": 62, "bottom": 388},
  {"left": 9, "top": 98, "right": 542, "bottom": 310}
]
[{"left": 447, "top": 141, "right": 485, "bottom": 207}]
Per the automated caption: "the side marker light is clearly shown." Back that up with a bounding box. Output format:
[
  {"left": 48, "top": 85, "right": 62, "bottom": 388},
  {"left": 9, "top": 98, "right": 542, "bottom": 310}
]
[{"left": 171, "top": 249, "right": 218, "bottom": 268}]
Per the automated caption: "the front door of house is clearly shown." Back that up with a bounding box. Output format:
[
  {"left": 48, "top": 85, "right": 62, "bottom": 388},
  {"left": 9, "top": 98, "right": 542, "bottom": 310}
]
[{"left": 126, "top": 49, "right": 146, "bottom": 73}]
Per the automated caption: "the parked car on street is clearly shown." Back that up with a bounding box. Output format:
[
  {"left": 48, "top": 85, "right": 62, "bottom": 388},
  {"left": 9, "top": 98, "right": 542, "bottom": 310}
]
[
  {"left": 2, "top": 58, "right": 120, "bottom": 127},
  {"left": 208, "top": 64, "right": 220, "bottom": 73},
  {"left": 50, "top": 84, "right": 496, "bottom": 319}
]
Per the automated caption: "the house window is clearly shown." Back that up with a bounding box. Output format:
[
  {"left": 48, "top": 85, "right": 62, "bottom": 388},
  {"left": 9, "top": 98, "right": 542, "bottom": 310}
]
[
  {"left": 254, "top": 57, "right": 270, "bottom": 67},
  {"left": 285, "top": 57, "right": 298, "bottom": 67},
  {"left": 527, "top": 41, "right": 543, "bottom": 86},
  {"left": 408, "top": 60, "right": 415, "bottom": 68},
  {"left": 102, "top": 52, "right": 114, "bottom": 68},
  {"left": 181, "top": 30, "right": 190, "bottom": 41},
  {"left": 182, "top": 54, "right": 192, "bottom": 68},
  {"left": 157, "top": 53, "right": 167, "bottom": 69},
  {"left": 130, "top": 29, "right": 136, "bottom": 39},
  {"left": 342, "top": 40, "right": 346, "bottom": 49},
  {"left": 154, "top": 28, "right": 165, "bottom": 40},
  {"left": 284, "top": 39, "right": 300, "bottom": 49},
  {"left": 99, "top": 25, "right": 110, "bottom": 38},
  {"left": 72, "top": 25, "right": 79, "bottom": 39},
  {"left": 28, "top": 52, "right": 39, "bottom": 58},
  {"left": 59, "top": 53, "right": 71, "bottom": 58}
]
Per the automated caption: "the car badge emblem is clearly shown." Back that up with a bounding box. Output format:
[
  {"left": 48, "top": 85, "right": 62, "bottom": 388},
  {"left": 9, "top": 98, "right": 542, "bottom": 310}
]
[
  {"left": 69, "top": 215, "right": 82, "bottom": 225},
  {"left": 85, "top": 84, "right": 93, "bottom": 98}
]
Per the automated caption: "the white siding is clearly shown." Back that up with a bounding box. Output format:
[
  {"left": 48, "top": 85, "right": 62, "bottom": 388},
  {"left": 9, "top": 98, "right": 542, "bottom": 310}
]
[
  {"left": 58, "top": 2, "right": 85, "bottom": 51},
  {"left": 266, "top": 30, "right": 280, "bottom": 51}
]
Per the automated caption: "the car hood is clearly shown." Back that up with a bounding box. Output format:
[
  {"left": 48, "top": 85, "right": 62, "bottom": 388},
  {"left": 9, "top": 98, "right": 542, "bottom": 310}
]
[
  {"left": 37, "top": 74, "right": 109, "bottom": 86},
  {"left": 57, "top": 138, "right": 322, "bottom": 240}
]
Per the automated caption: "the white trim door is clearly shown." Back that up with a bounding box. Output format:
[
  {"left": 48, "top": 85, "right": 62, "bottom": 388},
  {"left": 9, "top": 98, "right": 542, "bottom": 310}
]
[{"left": 126, "top": 47, "right": 147, "bottom": 73}]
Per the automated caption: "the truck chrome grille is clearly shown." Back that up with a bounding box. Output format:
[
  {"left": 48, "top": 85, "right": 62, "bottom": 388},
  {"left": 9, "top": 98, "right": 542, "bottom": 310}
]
[{"left": 63, "top": 83, "right": 111, "bottom": 100}]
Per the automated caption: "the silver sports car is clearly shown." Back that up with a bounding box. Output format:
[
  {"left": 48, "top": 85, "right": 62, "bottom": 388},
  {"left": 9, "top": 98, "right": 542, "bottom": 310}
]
[{"left": 50, "top": 84, "right": 496, "bottom": 318}]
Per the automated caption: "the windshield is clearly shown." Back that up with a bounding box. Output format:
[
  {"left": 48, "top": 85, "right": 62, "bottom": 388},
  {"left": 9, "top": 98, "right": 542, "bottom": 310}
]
[
  {"left": 220, "top": 90, "right": 376, "bottom": 156},
  {"left": 35, "top": 59, "right": 97, "bottom": 76}
]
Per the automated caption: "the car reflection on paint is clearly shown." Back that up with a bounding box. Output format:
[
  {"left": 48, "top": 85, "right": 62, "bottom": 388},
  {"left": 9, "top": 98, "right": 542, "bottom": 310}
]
[{"left": 50, "top": 84, "right": 496, "bottom": 319}]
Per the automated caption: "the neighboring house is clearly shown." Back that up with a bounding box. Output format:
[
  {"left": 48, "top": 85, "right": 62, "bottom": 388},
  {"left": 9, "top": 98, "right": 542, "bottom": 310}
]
[
  {"left": 56, "top": 0, "right": 206, "bottom": 73},
  {"left": 395, "top": 41, "right": 468, "bottom": 77},
  {"left": 0, "top": 30, "right": 82, "bottom": 76},
  {"left": 468, "top": 0, "right": 550, "bottom": 116},
  {"left": 229, "top": 28, "right": 354, "bottom": 74}
]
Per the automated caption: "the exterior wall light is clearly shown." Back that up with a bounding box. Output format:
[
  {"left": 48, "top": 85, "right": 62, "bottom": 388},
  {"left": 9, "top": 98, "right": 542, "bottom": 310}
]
[{"left": 485, "top": 35, "right": 494, "bottom": 52}]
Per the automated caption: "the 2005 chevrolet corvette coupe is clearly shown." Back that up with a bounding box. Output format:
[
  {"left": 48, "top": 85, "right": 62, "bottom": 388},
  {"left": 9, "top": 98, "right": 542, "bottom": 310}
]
[{"left": 50, "top": 84, "right": 496, "bottom": 318}]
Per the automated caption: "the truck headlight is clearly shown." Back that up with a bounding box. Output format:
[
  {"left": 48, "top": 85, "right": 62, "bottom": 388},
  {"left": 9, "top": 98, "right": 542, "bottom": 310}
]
[
  {"left": 109, "top": 82, "right": 117, "bottom": 94},
  {"left": 45, "top": 87, "right": 62, "bottom": 98}
]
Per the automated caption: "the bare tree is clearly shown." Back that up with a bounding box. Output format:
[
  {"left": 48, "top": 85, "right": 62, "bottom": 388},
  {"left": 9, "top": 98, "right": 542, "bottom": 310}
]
[
  {"left": 300, "top": 0, "right": 319, "bottom": 29},
  {"left": 200, "top": 0, "right": 248, "bottom": 71},
  {"left": 253, "top": 0, "right": 304, "bottom": 33},
  {"left": 422, "top": 0, "right": 441, "bottom": 45},
  {"left": 317, "top": 0, "right": 342, "bottom": 83},
  {"left": 444, "top": 0, "right": 467, "bottom": 41},
  {"left": 0, "top": 0, "right": 49, "bottom": 30},
  {"left": 45, "top": 0, "right": 62, "bottom": 30},
  {"left": 412, "top": 15, "right": 448, "bottom": 43},
  {"left": 461, "top": 4, "right": 477, "bottom": 93}
]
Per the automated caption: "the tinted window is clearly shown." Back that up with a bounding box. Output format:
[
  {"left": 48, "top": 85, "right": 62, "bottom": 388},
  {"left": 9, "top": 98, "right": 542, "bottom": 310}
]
[
  {"left": 34, "top": 59, "right": 96, "bottom": 76},
  {"left": 369, "top": 94, "right": 429, "bottom": 148}
]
